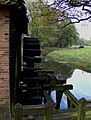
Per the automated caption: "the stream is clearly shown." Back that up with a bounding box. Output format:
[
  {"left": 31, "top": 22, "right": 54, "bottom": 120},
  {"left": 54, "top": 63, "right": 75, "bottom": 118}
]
[{"left": 40, "top": 56, "right": 91, "bottom": 109}]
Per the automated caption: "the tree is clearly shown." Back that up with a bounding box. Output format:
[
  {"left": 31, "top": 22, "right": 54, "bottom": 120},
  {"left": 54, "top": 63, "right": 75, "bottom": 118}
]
[
  {"left": 58, "top": 24, "right": 79, "bottom": 47},
  {"left": 44, "top": 0, "right": 91, "bottom": 26},
  {"left": 76, "top": 38, "right": 89, "bottom": 45},
  {"left": 27, "top": 0, "right": 91, "bottom": 31},
  {"left": 27, "top": 0, "right": 60, "bottom": 46},
  {"left": 27, "top": 0, "right": 59, "bottom": 37},
  {"left": 27, "top": 0, "right": 83, "bottom": 47},
  {"left": 38, "top": 23, "right": 60, "bottom": 46}
]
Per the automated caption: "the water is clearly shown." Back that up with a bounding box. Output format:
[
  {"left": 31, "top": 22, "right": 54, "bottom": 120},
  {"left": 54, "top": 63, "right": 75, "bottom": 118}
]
[
  {"left": 67, "top": 69, "right": 91, "bottom": 100},
  {"left": 40, "top": 56, "right": 91, "bottom": 109},
  {"left": 51, "top": 69, "right": 91, "bottom": 109},
  {"left": 41, "top": 56, "right": 75, "bottom": 80}
]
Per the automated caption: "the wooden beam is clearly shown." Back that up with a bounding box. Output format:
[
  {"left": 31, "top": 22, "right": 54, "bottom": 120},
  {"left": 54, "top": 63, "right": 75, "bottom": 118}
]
[
  {"left": 42, "top": 84, "right": 73, "bottom": 91},
  {"left": 15, "top": 102, "right": 53, "bottom": 120},
  {"left": 43, "top": 91, "right": 55, "bottom": 107},
  {"left": 64, "top": 90, "right": 79, "bottom": 107}
]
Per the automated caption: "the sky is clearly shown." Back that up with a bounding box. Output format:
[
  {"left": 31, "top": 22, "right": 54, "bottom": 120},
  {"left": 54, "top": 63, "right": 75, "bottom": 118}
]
[{"left": 75, "top": 22, "right": 91, "bottom": 40}]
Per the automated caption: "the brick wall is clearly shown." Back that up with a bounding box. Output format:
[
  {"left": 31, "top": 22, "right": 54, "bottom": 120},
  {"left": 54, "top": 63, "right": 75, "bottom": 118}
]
[{"left": 0, "top": 7, "right": 10, "bottom": 118}]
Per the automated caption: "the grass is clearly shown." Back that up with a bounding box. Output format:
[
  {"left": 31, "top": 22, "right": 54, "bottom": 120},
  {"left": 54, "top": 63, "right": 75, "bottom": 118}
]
[{"left": 48, "top": 46, "right": 91, "bottom": 72}]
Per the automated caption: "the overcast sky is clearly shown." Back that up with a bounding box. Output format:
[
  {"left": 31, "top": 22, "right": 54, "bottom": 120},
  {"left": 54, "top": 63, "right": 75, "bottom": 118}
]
[{"left": 75, "top": 22, "right": 91, "bottom": 40}]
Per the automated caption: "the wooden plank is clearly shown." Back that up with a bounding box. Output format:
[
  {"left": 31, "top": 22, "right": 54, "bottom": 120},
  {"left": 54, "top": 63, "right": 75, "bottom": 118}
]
[
  {"left": 23, "top": 56, "right": 41, "bottom": 63},
  {"left": 64, "top": 90, "right": 79, "bottom": 107},
  {"left": 24, "top": 43, "right": 40, "bottom": 49},
  {"left": 15, "top": 103, "right": 23, "bottom": 120},
  {"left": 23, "top": 49, "right": 41, "bottom": 56},
  {"left": 23, "top": 37, "right": 39, "bottom": 43},
  {"left": 36, "top": 70, "right": 54, "bottom": 74},
  {"left": 14, "top": 103, "right": 91, "bottom": 120},
  {"left": 23, "top": 67, "right": 42, "bottom": 71},
  {"left": 42, "top": 84, "right": 73, "bottom": 91},
  {"left": 15, "top": 104, "right": 47, "bottom": 120},
  {"left": 33, "top": 106, "right": 91, "bottom": 120},
  {"left": 56, "top": 90, "right": 63, "bottom": 109},
  {"left": 43, "top": 91, "right": 55, "bottom": 107},
  {"left": 26, "top": 84, "right": 73, "bottom": 92},
  {"left": 22, "top": 105, "right": 46, "bottom": 116}
]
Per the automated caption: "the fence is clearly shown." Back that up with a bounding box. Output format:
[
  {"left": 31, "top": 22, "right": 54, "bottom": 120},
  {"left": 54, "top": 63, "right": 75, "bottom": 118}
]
[
  {"left": 15, "top": 101, "right": 53, "bottom": 120},
  {"left": 64, "top": 90, "right": 87, "bottom": 120}
]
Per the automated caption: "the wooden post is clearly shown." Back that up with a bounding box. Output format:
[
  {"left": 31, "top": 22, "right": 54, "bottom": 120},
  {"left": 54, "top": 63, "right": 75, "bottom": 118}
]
[
  {"left": 56, "top": 90, "right": 63, "bottom": 109},
  {"left": 77, "top": 98, "right": 87, "bottom": 120},
  {"left": 67, "top": 97, "right": 71, "bottom": 108},
  {"left": 44, "top": 101, "right": 53, "bottom": 120},
  {"left": 15, "top": 103, "right": 23, "bottom": 120}
]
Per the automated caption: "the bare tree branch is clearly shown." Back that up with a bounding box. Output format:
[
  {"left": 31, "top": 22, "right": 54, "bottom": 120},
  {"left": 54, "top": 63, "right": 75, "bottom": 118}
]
[{"left": 46, "top": 0, "right": 91, "bottom": 26}]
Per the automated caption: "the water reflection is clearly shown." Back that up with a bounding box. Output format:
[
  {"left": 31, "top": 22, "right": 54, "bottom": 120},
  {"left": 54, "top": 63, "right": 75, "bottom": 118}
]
[
  {"left": 67, "top": 69, "right": 91, "bottom": 100},
  {"left": 41, "top": 56, "right": 75, "bottom": 80},
  {"left": 52, "top": 69, "right": 91, "bottom": 109}
]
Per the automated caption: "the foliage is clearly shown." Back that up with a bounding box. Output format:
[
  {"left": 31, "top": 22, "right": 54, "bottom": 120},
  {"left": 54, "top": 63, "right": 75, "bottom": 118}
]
[
  {"left": 58, "top": 24, "right": 79, "bottom": 47},
  {"left": 87, "top": 40, "right": 91, "bottom": 45},
  {"left": 27, "top": 0, "right": 79, "bottom": 47},
  {"left": 38, "top": 23, "right": 60, "bottom": 47},
  {"left": 27, "top": 0, "right": 59, "bottom": 36},
  {"left": 27, "top": 0, "right": 61, "bottom": 46},
  {"left": 76, "top": 38, "right": 88, "bottom": 45},
  {"left": 48, "top": 47, "right": 91, "bottom": 72}
]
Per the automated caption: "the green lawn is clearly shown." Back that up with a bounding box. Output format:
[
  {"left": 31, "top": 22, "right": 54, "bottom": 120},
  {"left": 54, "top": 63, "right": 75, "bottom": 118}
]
[{"left": 48, "top": 46, "right": 91, "bottom": 72}]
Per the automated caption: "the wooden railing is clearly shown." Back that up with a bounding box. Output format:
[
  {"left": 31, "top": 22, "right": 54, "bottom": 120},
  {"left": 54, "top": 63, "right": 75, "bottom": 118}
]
[
  {"left": 64, "top": 90, "right": 87, "bottom": 120},
  {"left": 15, "top": 101, "right": 53, "bottom": 120},
  {"left": 14, "top": 90, "right": 89, "bottom": 120},
  {"left": 14, "top": 71, "right": 89, "bottom": 120}
]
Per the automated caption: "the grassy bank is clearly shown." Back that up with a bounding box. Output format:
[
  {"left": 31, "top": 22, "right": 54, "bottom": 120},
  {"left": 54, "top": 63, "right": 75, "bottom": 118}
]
[{"left": 48, "top": 47, "right": 91, "bottom": 72}]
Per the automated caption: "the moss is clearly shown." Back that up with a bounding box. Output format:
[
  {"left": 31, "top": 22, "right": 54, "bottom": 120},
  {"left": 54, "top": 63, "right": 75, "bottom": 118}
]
[{"left": 0, "top": 0, "right": 10, "bottom": 4}]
